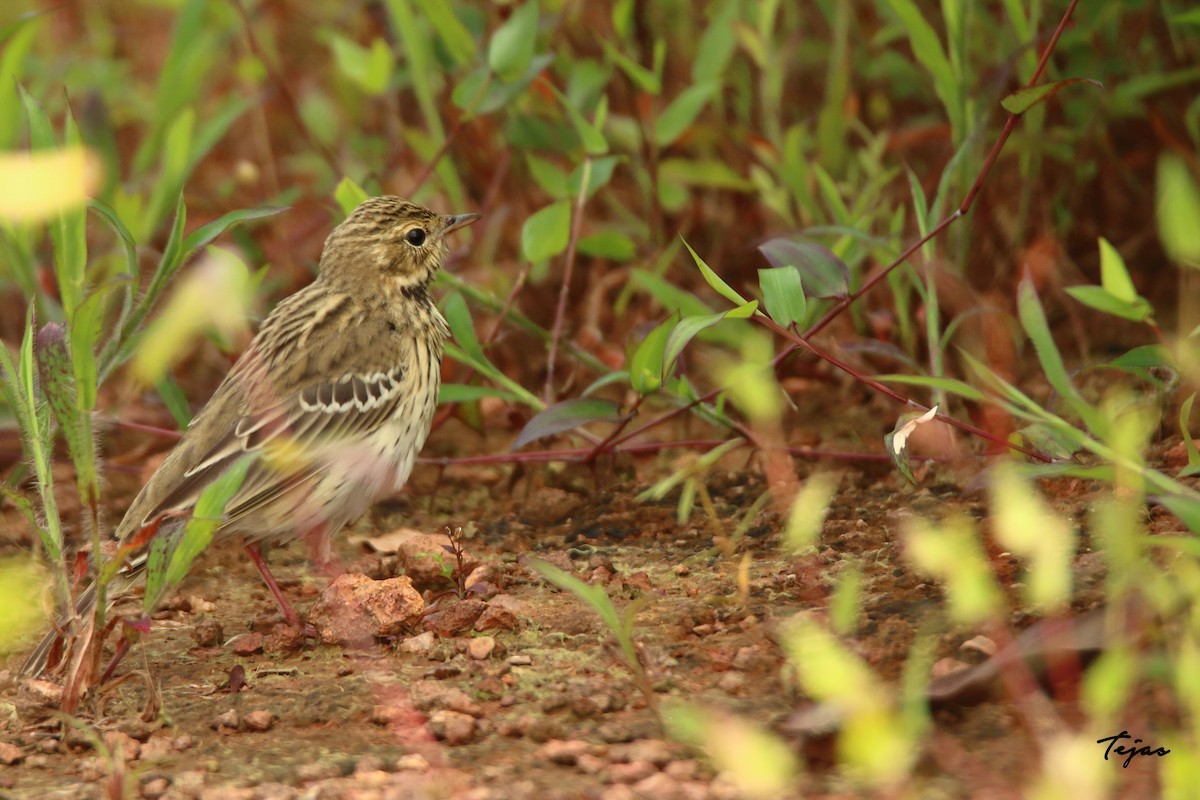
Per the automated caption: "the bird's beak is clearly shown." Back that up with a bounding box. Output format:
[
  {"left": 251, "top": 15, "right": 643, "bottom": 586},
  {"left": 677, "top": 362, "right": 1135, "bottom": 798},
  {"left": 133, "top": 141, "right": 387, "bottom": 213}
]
[{"left": 443, "top": 212, "right": 482, "bottom": 234}]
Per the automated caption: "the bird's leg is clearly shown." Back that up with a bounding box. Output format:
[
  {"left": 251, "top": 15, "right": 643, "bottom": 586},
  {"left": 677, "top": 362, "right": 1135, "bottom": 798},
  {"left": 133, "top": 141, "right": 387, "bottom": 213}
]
[
  {"left": 304, "top": 523, "right": 342, "bottom": 578},
  {"left": 244, "top": 543, "right": 303, "bottom": 626}
]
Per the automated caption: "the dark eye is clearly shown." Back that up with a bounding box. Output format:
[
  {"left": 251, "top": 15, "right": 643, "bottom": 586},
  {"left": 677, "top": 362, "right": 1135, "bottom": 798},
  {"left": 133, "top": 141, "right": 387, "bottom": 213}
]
[{"left": 405, "top": 228, "right": 427, "bottom": 246}]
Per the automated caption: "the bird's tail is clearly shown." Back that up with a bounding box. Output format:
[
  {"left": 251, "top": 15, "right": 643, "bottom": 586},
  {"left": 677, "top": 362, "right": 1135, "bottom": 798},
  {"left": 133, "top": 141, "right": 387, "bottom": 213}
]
[
  {"left": 19, "top": 580, "right": 100, "bottom": 678},
  {"left": 19, "top": 554, "right": 148, "bottom": 678}
]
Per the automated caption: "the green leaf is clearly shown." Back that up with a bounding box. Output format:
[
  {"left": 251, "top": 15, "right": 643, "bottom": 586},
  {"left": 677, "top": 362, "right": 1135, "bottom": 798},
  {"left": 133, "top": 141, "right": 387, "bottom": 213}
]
[
  {"left": 874, "top": 374, "right": 985, "bottom": 402},
  {"left": 513, "top": 397, "right": 624, "bottom": 450},
  {"left": 568, "top": 154, "right": 620, "bottom": 199},
  {"left": 1018, "top": 278, "right": 1104, "bottom": 434},
  {"left": 1107, "top": 345, "right": 1172, "bottom": 369},
  {"left": 1155, "top": 495, "right": 1200, "bottom": 535},
  {"left": 663, "top": 302, "right": 757, "bottom": 380},
  {"left": 758, "top": 267, "right": 806, "bottom": 326},
  {"left": 1000, "top": 78, "right": 1103, "bottom": 115},
  {"left": 551, "top": 85, "right": 608, "bottom": 155},
  {"left": 1097, "top": 237, "right": 1138, "bottom": 303},
  {"left": 758, "top": 237, "right": 851, "bottom": 299},
  {"left": 488, "top": 0, "right": 539, "bottom": 82},
  {"left": 156, "top": 374, "right": 192, "bottom": 429},
  {"left": 692, "top": 0, "right": 738, "bottom": 83},
  {"left": 682, "top": 238, "right": 747, "bottom": 306},
  {"left": 334, "top": 177, "right": 370, "bottom": 216},
  {"left": 441, "top": 290, "right": 485, "bottom": 365},
  {"left": 330, "top": 34, "right": 394, "bottom": 95},
  {"left": 181, "top": 206, "right": 286, "bottom": 258},
  {"left": 1157, "top": 153, "right": 1200, "bottom": 265},
  {"left": 660, "top": 158, "right": 752, "bottom": 191},
  {"left": 599, "top": 37, "right": 661, "bottom": 94},
  {"left": 438, "top": 383, "right": 520, "bottom": 404},
  {"left": 1063, "top": 286, "right": 1154, "bottom": 323},
  {"left": 525, "top": 154, "right": 569, "bottom": 198},
  {"left": 578, "top": 230, "right": 635, "bottom": 261},
  {"left": 655, "top": 80, "right": 719, "bottom": 147},
  {"left": 1181, "top": 393, "right": 1200, "bottom": 476},
  {"left": 629, "top": 318, "right": 673, "bottom": 395},
  {"left": 69, "top": 283, "right": 123, "bottom": 411},
  {"left": 413, "top": 0, "right": 475, "bottom": 67},
  {"left": 521, "top": 200, "right": 571, "bottom": 262}
]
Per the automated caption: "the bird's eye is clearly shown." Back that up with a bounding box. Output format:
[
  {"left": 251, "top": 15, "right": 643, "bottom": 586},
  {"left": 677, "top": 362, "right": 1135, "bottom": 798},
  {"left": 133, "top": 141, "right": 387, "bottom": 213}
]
[{"left": 405, "top": 228, "right": 427, "bottom": 246}]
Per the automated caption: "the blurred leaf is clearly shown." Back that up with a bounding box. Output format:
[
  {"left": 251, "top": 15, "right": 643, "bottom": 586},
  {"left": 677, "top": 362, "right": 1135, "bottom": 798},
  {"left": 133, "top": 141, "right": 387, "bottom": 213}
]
[
  {"left": 874, "top": 374, "right": 985, "bottom": 402},
  {"left": 1156, "top": 494, "right": 1200, "bottom": 534},
  {"left": 1181, "top": 393, "right": 1200, "bottom": 476},
  {"left": 1157, "top": 154, "right": 1200, "bottom": 265},
  {"left": 521, "top": 200, "right": 571, "bottom": 262},
  {"left": 0, "top": 146, "right": 100, "bottom": 223},
  {"left": 578, "top": 230, "right": 635, "bottom": 261},
  {"left": 783, "top": 472, "right": 838, "bottom": 552},
  {"left": 655, "top": 81, "right": 719, "bottom": 147},
  {"left": 883, "top": 0, "right": 961, "bottom": 138},
  {"left": 444, "top": 341, "right": 544, "bottom": 410},
  {"left": 664, "top": 704, "right": 798, "bottom": 799},
  {"left": 413, "top": 0, "right": 475, "bottom": 67},
  {"left": 0, "top": 14, "right": 39, "bottom": 149},
  {"left": 660, "top": 158, "right": 752, "bottom": 190},
  {"left": 488, "top": 0, "right": 539, "bottom": 82},
  {"left": 683, "top": 238, "right": 748, "bottom": 306},
  {"left": 335, "top": 177, "right": 370, "bottom": 216},
  {"left": 568, "top": 154, "right": 620, "bottom": 199},
  {"left": 757, "top": 267, "right": 806, "bottom": 326},
  {"left": 156, "top": 374, "right": 192, "bottom": 430},
  {"left": 905, "top": 514, "right": 1004, "bottom": 624},
  {"left": 885, "top": 406, "right": 937, "bottom": 484},
  {"left": 525, "top": 153, "right": 569, "bottom": 198},
  {"left": 1108, "top": 344, "right": 1173, "bottom": 369},
  {"left": 132, "top": 248, "right": 253, "bottom": 385},
  {"left": 663, "top": 301, "right": 757, "bottom": 379},
  {"left": 692, "top": 0, "right": 738, "bottom": 82},
  {"left": 630, "top": 318, "right": 673, "bottom": 395},
  {"left": 1000, "top": 78, "right": 1103, "bottom": 115},
  {"left": 630, "top": 268, "right": 715, "bottom": 319},
  {"left": 330, "top": 35, "right": 394, "bottom": 95},
  {"left": 991, "top": 463, "right": 1075, "bottom": 612},
  {"left": 1097, "top": 237, "right": 1139, "bottom": 302},
  {"left": 69, "top": 281, "right": 124, "bottom": 411},
  {"left": 513, "top": 397, "right": 624, "bottom": 450},
  {"left": 758, "top": 237, "right": 851, "bottom": 299},
  {"left": 0, "top": 558, "right": 46, "bottom": 651},
  {"left": 599, "top": 36, "right": 661, "bottom": 94},
  {"left": 552, "top": 85, "right": 608, "bottom": 155}
]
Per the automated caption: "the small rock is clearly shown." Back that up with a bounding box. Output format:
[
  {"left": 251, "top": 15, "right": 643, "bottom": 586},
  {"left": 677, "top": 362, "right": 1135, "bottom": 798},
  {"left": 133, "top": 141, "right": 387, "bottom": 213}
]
[
  {"left": 475, "top": 604, "right": 519, "bottom": 632},
  {"left": 36, "top": 738, "right": 59, "bottom": 754},
  {"left": 576, "top": 753, "right": 607, "bottom": 775},
  {"left": 524, "top": 716, "right": 565, "bottom": 743},
  {"left": 428, "top": 710, "right": 476, "bottom": 745},
  {"left": 609, "top": 761, "right": 657, "bottom": 784},
  {"left": 102, "top": 731, "right": 140, "bottom": 761},
  {"left": 185, "top": 595, "right": 217, "bottom": 614},
  {"left": 672, "top": 564, "right": 689, "bottom": 576},
  {"left": 467, "top": 636, "right": 495, "bottom": 661},
  {"left": 210, "top": 709, "right": 239, "bottom": 733},
  {"left": 599, "top": 786, "right": 637, "bottom": 800},
  {"left": 612, "top": 739, "right": 676, "bottom": 767},
  {"left": 0, "top": 741, "right": 24, "bottom": 765},
  {"left": 395, "top": 753, "right": 430, "bottom": 771},
  {"left": 932, "top": 657, "right": 971, "bottom": 678},
  {"left": 364, "top": 528, "right": 481, "bottom": 590},
  {"left": 242, "top": 710, "right": 275, "bottom": 732},
  {"left": 20, "top": 678, "right": 63, "bottom": 707},
  {"left": 172, "top": 734, "right": 195, "bottom": 752},
  {"left": 717, "top": 672, "right": 745, "bottom": 693},
  {"left": 295, "top": 760, "right": 343, "bottom": 782},
  {"left": 231, "top": 632, "right": 264, "bottom": 656},
  {"left": 78, "top": 756, "right": 108, "bottom": 782},
  {"left": 960, "top": 635, "right": 998, "bottom": 657},
  {"left": 507, "top": 654, "right": 532, "bottom": 667},
  {"left": 536, "top": 739, "right": 590, "bottom": 765},
  {"left": 117, "top": 719, "right": 154, "bottom": 742},
  {"left": 400, "top": 630, "right": 437, "bottom": 656},
  {"left": 409, "top": 681, "right": 484, "bottom": 717},
  {"left": 308, "top": 573, "right": 424, "bottom": 645},
  {"left": 633, "top": 773, "right": 685, "bottom": 799},
  {"left": 426, "top": 598, "right": 486, "bottom": 636},
  {"left": 664, "top": 760, "right": 701, "bottom": 781},
  {"left": 137, "top": 736, "right": 173, "bottom": 763},
  {"left": 140, "top": 776, "right": 171, "bottom": 799},
  {"left": 732, "top": 645, "right": 771, "bottom": 672},
  {"left": 173, "top": 770, "right": 207, "bottom": 796},
  {"left": 465, "top": 564, "right": 500, "bottom": 596}
]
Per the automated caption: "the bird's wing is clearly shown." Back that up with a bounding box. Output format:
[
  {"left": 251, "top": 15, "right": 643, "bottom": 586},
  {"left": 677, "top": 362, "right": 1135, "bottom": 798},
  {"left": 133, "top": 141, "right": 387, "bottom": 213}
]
[{"left": 133, "top": 362, "right": 414, "bottom": 529}]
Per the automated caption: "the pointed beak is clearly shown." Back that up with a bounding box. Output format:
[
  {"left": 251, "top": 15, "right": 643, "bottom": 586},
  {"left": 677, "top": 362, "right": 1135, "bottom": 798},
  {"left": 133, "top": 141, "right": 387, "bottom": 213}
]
[{"left": 443, "top": 212, "right": 482, "bottom": 234}]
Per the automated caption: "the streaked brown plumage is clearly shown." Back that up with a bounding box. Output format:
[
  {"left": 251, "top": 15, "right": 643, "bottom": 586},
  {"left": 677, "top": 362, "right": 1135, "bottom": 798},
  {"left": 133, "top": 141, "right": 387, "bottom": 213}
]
[{"left": 22, "top": 196, "right": 479, "bottom": 676}]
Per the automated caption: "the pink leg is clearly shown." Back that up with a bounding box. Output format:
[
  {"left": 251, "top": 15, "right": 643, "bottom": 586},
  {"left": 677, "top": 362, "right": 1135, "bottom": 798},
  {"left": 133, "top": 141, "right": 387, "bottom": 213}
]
[{"left": 244, "top": 543, "right": 303, "bottom": 626}]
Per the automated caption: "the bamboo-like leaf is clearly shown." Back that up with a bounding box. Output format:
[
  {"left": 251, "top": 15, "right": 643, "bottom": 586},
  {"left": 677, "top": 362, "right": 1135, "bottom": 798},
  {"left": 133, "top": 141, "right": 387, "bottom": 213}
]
[{"left": 513, "top": 397, "right": 624, "bottom": 450}]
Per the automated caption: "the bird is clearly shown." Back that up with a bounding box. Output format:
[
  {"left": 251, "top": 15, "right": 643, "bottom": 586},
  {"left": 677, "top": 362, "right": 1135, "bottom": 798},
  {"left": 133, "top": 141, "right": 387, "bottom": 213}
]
[{"left": 21, "top": 195, "right": 480, "bottom": 677}]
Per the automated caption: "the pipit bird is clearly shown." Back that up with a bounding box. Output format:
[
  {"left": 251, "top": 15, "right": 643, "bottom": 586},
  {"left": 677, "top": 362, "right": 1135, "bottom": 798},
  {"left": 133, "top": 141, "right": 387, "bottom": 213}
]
[{"left": 21, "top": 196, "right": 480, "bottom": 677}]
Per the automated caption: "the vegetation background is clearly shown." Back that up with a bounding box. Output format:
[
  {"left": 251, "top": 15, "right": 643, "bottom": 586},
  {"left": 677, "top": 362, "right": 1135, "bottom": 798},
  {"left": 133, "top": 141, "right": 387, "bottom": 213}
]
[{"left": 2, "top": 0, "right": 1200, "bottom": 797}]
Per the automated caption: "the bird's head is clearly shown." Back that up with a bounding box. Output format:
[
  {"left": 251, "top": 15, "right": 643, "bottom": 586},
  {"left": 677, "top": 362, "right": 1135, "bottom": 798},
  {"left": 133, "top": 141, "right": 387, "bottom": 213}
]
[{"left": 318, "top": 195, "right": 480, "bottom": 294}]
